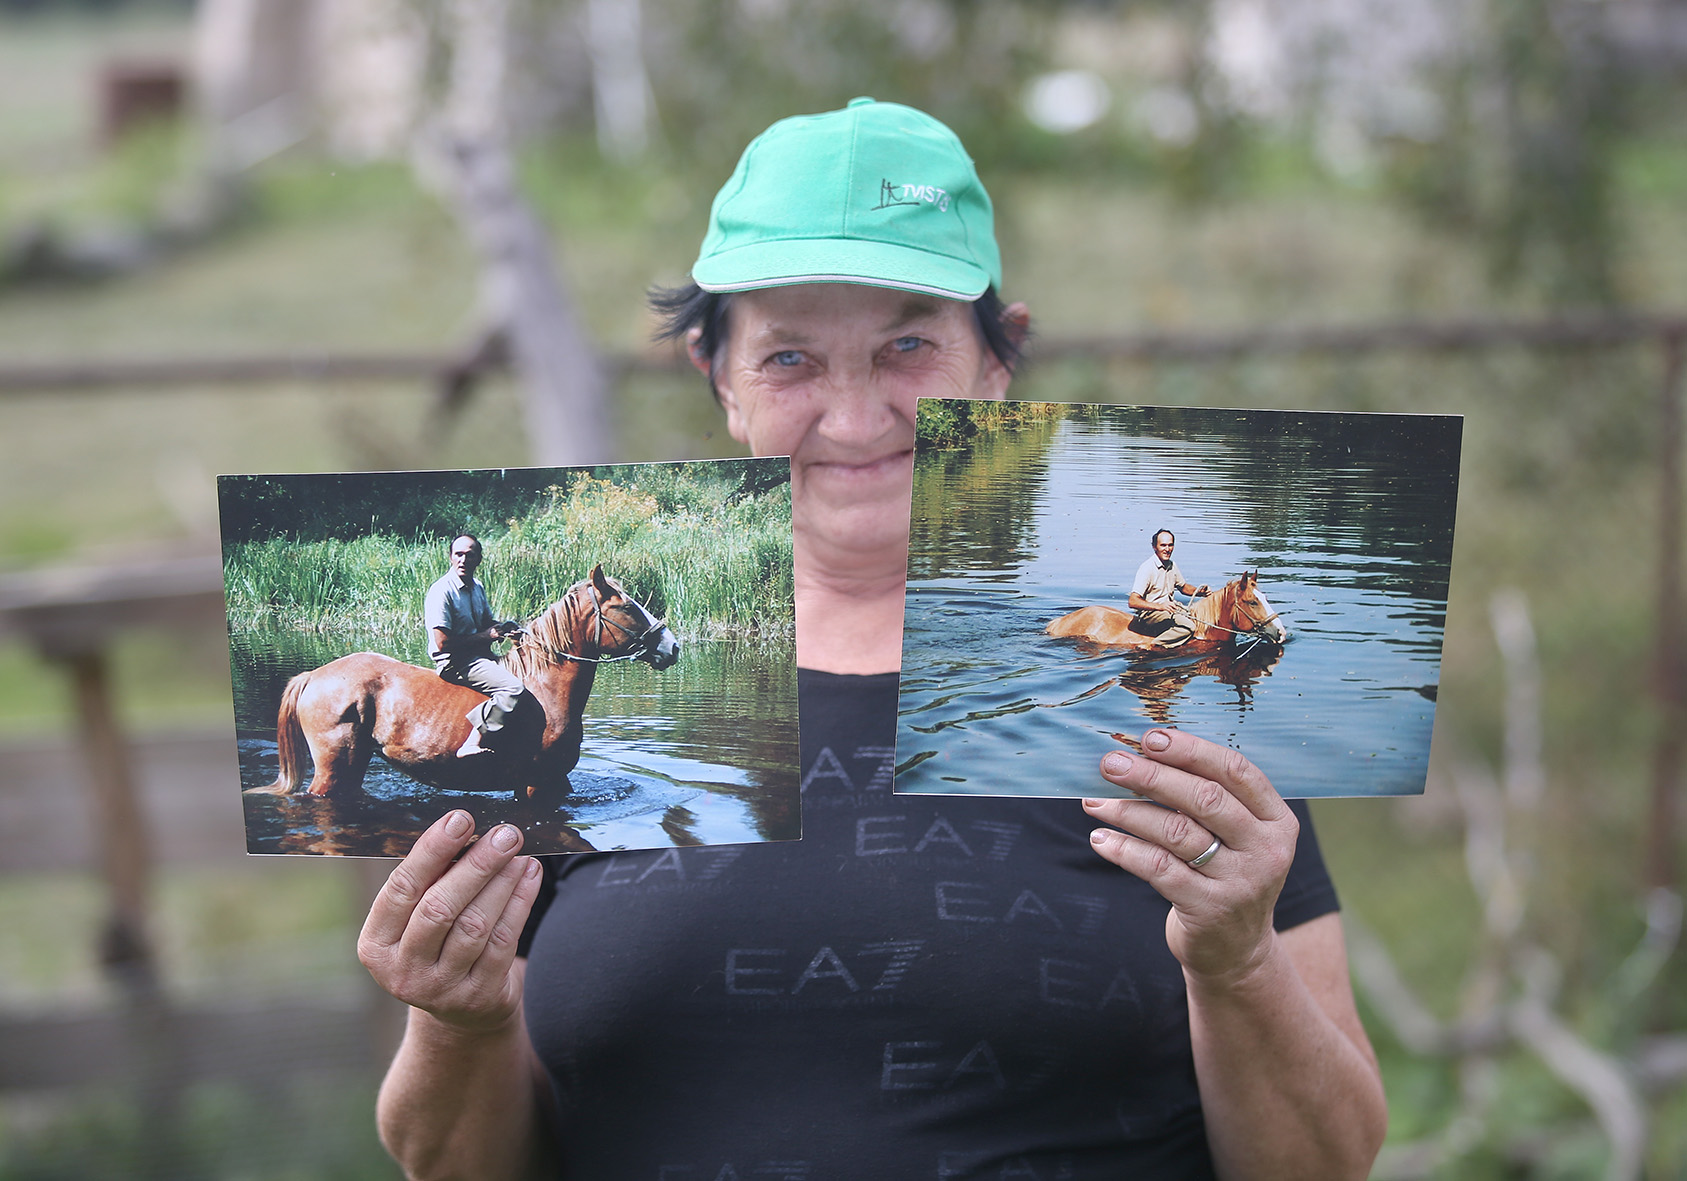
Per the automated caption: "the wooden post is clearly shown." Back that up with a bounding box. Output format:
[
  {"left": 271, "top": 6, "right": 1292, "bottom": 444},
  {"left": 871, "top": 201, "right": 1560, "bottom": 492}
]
[
  {"left": 55, "top": 644, "right": 182, "bottom": 1171},
  {"left": 1648, "top": 330, "right": 1686, "bottom": 892},
  {"left": 64, "top": 648, "right": 156, "bottom": 974}
]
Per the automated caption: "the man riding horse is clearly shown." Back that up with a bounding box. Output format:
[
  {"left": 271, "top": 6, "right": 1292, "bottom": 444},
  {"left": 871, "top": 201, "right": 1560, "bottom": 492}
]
[
  {"left": 425, "top": 533, "right": 528, "bottom": 758},
  {"left": 1128, "top": 529, "right": 1210, "bottom": 648}
]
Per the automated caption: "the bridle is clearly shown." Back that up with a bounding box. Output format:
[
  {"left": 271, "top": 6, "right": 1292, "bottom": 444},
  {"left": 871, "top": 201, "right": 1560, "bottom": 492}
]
[
  {"left": 517, "top": 581, "right": 669, "bottom": 666},
  {"left": 1174, "top": 579, "right": 1282, "bottom": 651},
  {"left": 584, "top": 589, "right": 669, "bottom": 663}
]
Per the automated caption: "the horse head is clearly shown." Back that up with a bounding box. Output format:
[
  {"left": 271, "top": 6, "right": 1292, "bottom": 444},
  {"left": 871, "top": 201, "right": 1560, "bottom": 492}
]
[
  {"left": 587, "top": 564, "right": 681, "bottom": 669},
  {"left": 1229, "top": 571, "right": 1288, "bottom": 645},
  {"left": 509, "top": 565, "right": 681, "bottom": 675}
]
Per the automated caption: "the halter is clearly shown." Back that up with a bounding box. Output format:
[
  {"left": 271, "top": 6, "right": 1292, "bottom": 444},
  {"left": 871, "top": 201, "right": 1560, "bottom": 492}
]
[
  {"left": 583, "top": 587, "right": 670, "bottom": 663},
  {"left": 1173, "top": 580, "right": 1282, "bottom": 646},
  {"left": 516, "top": 581, "right": 668, "bottom": 667}
]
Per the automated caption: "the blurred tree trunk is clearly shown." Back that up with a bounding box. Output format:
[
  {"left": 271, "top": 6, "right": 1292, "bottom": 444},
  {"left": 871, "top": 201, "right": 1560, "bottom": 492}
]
[
  {"left": 587, "top": 0, "right": 654, "bottom": 162},
  {"left": 417, "top": 0, "right": 611, "bottom": 467},
  {"left": 195, "top": 0, "right": 315, "bottom": 172}
]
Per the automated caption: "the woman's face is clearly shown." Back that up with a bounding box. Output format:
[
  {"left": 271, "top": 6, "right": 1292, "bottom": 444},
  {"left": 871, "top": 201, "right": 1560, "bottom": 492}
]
[{"left": 708, "top": 282, "right": 1017, "bottom": 562}]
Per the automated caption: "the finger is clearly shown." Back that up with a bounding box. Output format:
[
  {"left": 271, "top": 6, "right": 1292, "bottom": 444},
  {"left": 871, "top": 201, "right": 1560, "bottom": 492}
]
[
  {"left": 397, "top": 821, "right": 528, "bottom": 966},
  {"left": 1135, "top": 729, "right": 1291, "bottom": 823},
  {"left": 1083, "top": 796, "right": 1219, "bottom": 865},
  {"left": 462, "top": 855, "right": 545, "bottom": 986},
  {"left": 1087, "top": 825, "right": 1211, "bottom": 905},
  {"left": 361, "top": 809, "right": 477, "bottom": 950},
  {"left": 1098, "top": 749, "right": 1258, "bottom": 846},
  {"left": 435, "top": 843, "right": 537, "bottom": 977}
]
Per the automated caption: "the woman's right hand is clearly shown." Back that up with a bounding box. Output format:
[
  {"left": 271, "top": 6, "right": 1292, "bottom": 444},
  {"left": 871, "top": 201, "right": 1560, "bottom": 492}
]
[{"left": 357, "top": 810, "right": 543, "bottom": 1033}]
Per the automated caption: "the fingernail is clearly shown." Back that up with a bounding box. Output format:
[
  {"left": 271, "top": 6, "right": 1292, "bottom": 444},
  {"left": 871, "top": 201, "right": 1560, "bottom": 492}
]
[
  {"left": 1144, "top": 730, "right": 1171, "bottom": 752},
  {"left": 491, "top": 824, "right": 520, "bottom": 852},
  {"left": 1089, "top": 829, "right": 1111, "bottom": 847},
  {"left": 1102, "top": 752, "right": 1131, "bottom": 776},
  {"left": 523, "top": 857, "right": 541, "bottom": 879},
  {"left": 444, "top": 810, "right": 471, "bottom": 838},
  {"left": 1082, "top": 798, "right": 1104, "bottom": 810}
]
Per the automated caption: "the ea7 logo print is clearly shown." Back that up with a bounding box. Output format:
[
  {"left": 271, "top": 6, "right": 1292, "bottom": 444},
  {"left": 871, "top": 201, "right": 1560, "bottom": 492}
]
[
  {"left": 881, "top": 1039, "right": 1006, "bottom": 1090},
  {"left": 595, "top": 847, "right": 743, "bottom": 888},
  {"left": 933, "top": 882, "right": 1110, "bottom": 933},
  {"left": 723, "top": 941, "right": 925, "bottom": 996},
  {"left": 854, "top": 814, "right": 1023, "bottom": 861},
  {"left": 874, "top": 179, "right": 951, "bottom": 212}
]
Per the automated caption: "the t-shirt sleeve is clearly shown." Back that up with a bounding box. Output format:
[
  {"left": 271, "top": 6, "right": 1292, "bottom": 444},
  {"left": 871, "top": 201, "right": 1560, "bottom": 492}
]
[
  {"left": 517, "top": 855, "right": 561, "bottom": 958},
  {"left": 1130, "top": 560, "right": 1152, "bottom": 598},
  {"left": 422, "top": 581, "right": 451, "bottom": 634},
  {"left": 1272, "top": 798, "right": 1340, "bottom": 931}
]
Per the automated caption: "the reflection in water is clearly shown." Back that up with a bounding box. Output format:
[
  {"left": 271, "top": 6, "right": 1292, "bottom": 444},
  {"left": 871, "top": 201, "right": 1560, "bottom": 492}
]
[
  {"left": 909, "top": 413, "right": 1064, "bottom": 582},
  {"left": 232, "top": 632, "right": 799, "bottom": 857},
  {"left": 896, "top": 405, "right": 1458, "bottom": 799}
]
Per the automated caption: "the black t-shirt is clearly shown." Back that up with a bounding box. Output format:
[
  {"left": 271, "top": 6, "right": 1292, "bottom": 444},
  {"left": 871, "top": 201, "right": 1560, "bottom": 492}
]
[{"left": 521, "top": 670, "right": 1338, "bottom": 1180}]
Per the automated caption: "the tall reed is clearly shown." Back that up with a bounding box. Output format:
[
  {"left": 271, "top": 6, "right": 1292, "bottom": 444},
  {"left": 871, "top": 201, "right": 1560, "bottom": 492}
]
[{"left": 224, "top": 468, "right": 793, "bottom": 641}]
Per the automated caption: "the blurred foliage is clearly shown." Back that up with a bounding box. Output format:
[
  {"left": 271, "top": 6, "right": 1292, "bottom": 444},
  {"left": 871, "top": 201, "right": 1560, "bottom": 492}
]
[
  {"left": 0, "top": 1076, "right": 398, "bottom": 1181},
  {"left": 222, "top": 462, "right": 793, "bottom": 637},
  {"left": 913, "top": 397, "right": 1069, "bottom": 447},
  {"left": 0, "top": 0, "right": 187, "bottom": 11},
  {"left": 632, "top": 0, "right": 1060, "bottom": 176},
  {"left": 1376, "top": 0, "right": 1636, "bottom": 306}
]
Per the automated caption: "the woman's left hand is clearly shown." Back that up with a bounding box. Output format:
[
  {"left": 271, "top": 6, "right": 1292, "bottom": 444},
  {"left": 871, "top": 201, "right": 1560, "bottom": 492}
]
[{"left": 1083, "top": 727, "right": 1299, "bottom": 984}]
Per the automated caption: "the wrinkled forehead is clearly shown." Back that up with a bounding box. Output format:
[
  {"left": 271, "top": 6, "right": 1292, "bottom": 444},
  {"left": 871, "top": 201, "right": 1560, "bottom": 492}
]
[{"left": 731, "top": 283, "right": 968, "bottom": 346}]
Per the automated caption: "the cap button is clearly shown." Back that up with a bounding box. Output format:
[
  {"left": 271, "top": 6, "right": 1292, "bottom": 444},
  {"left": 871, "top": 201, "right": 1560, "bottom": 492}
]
[{"left": 847, "top": 96, "right": 875, "bottom": 108}]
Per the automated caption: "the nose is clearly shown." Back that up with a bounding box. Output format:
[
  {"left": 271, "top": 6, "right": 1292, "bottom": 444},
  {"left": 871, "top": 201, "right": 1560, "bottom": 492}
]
[
  {"left": 815, "top": 365, "right": 899, "bottom": 446},
  {"left": 646, "top": 628, "right": 680, "bottom": 669}
]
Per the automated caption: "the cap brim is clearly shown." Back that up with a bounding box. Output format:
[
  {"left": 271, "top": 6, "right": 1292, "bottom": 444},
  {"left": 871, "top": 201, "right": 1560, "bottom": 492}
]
[{"left": 693, "top": 238, "right": 989, "bottom": 301}]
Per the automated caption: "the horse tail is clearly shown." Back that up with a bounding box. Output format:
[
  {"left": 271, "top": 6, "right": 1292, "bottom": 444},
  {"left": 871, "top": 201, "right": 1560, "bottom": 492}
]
[{"left": 252, "top": 672, "right": 312, "bottom": 795}]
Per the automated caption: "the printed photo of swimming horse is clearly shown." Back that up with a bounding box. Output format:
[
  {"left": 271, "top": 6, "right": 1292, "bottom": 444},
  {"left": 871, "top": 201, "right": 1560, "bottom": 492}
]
[
  {"left": 894, "top": 399, "right": 1461, "bottom": 800},
  {"left": 1044, "top": 571, "right": 1287, "bottom": 653}
]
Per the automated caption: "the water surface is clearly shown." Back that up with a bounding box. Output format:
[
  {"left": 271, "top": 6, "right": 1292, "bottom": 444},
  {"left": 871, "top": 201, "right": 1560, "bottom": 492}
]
[
  {"left": 896, "top": 404, "right": 1460, "bottom": 799},
  {"left": 231, "top": 629, "right": 800, "bottom": 856}
]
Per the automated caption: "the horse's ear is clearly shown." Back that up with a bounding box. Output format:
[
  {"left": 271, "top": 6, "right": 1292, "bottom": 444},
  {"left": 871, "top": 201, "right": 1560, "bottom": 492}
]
[{"left": 590, "top": 563, "right": 616, "bottom": 602}]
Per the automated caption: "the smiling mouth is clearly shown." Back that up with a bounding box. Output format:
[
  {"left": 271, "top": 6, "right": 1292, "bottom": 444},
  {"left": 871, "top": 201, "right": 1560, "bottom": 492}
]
[{"left": 811, "top": 450, "right": 914, "bottom": 475}]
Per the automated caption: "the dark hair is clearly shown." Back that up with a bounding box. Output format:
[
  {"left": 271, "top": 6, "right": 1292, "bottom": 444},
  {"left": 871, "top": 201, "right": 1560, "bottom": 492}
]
[
  {"left": 649, "top": 281, "right": 1025, "bottom": 398},
  {"left": 1152, "top": 529, "right": 1175, "bottom": 547},
  {"left": 451, "top": 533, "right": 483, "bottom": 555}
]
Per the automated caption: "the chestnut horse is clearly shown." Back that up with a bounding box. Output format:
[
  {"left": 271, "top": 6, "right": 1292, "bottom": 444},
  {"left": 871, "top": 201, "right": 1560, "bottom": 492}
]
[
  {"left": 1045, "top": 572, "right": 1287, "bottom": 652},
  {"left": 252, "top": 565, "right": 679, "bottom": 804}
]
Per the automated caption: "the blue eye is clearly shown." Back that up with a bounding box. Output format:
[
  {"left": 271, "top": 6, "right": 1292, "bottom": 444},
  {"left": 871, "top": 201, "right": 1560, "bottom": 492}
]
[
  {"left": 893, "top": 336, "right": 924, "bottom": 352},
  {"left": 772, "top": 350, "right": 804, "bottom": 367}
]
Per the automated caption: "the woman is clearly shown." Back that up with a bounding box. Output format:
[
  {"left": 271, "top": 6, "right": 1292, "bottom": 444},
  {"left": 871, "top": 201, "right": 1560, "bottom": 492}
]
[{"left": 358, "top": 98, "right": 1387, "bottom": 1180}]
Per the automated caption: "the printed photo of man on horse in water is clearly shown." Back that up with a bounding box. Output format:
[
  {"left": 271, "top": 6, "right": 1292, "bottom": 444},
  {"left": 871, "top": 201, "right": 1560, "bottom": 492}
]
[
  {"left": 218, "top": 458, "right": 799, "bottom": 857},
  {"left": 894, "top": 401, "right": 1462, "bottom": 801}
]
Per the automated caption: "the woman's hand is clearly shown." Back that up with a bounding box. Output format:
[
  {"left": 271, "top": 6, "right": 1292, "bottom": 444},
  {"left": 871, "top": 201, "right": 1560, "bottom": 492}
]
[
  {"left": 358, "top": 809, "right": 543, "bottom": 1033},
  {"left": 1082, "top": 728, "right": 1299, "bottom": 985}
]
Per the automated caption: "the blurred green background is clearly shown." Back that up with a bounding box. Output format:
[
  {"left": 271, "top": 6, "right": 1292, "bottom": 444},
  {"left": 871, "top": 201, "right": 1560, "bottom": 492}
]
[{"left": 2, "top": 0, "right": 1685, "bottom": 1176}]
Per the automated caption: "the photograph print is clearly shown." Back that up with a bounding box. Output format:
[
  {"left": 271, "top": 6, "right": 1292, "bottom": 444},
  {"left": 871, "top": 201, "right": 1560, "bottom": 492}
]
[
  {"left": 220, "top": 458, "right": 799, "bottom": 856},
  {"left": 895, "top": 400, "right": 1461, "bottom": 800}
]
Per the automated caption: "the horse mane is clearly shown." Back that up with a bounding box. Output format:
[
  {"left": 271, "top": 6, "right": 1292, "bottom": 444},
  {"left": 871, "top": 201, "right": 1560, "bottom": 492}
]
[
  {"left": 502, "top": 579, "right": 592, "bottom": 680},
  {"left": 1186, "top": 575, "right": 1248, "bottom": 640}
]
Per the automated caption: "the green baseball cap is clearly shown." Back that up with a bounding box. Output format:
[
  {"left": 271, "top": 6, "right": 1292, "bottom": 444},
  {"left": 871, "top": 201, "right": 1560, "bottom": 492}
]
[{"left": 692, "top": 97, "right": 1001, "bottom": 301}]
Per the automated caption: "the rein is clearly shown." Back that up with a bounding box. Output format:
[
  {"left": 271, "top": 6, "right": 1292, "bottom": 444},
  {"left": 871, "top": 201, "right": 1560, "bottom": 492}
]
[
  {"left": 1172, "top": 582, "right": 1281, "bottom": 642},
  {"left": 515, "top": 583, "right": 666, "bottom": 668}
]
